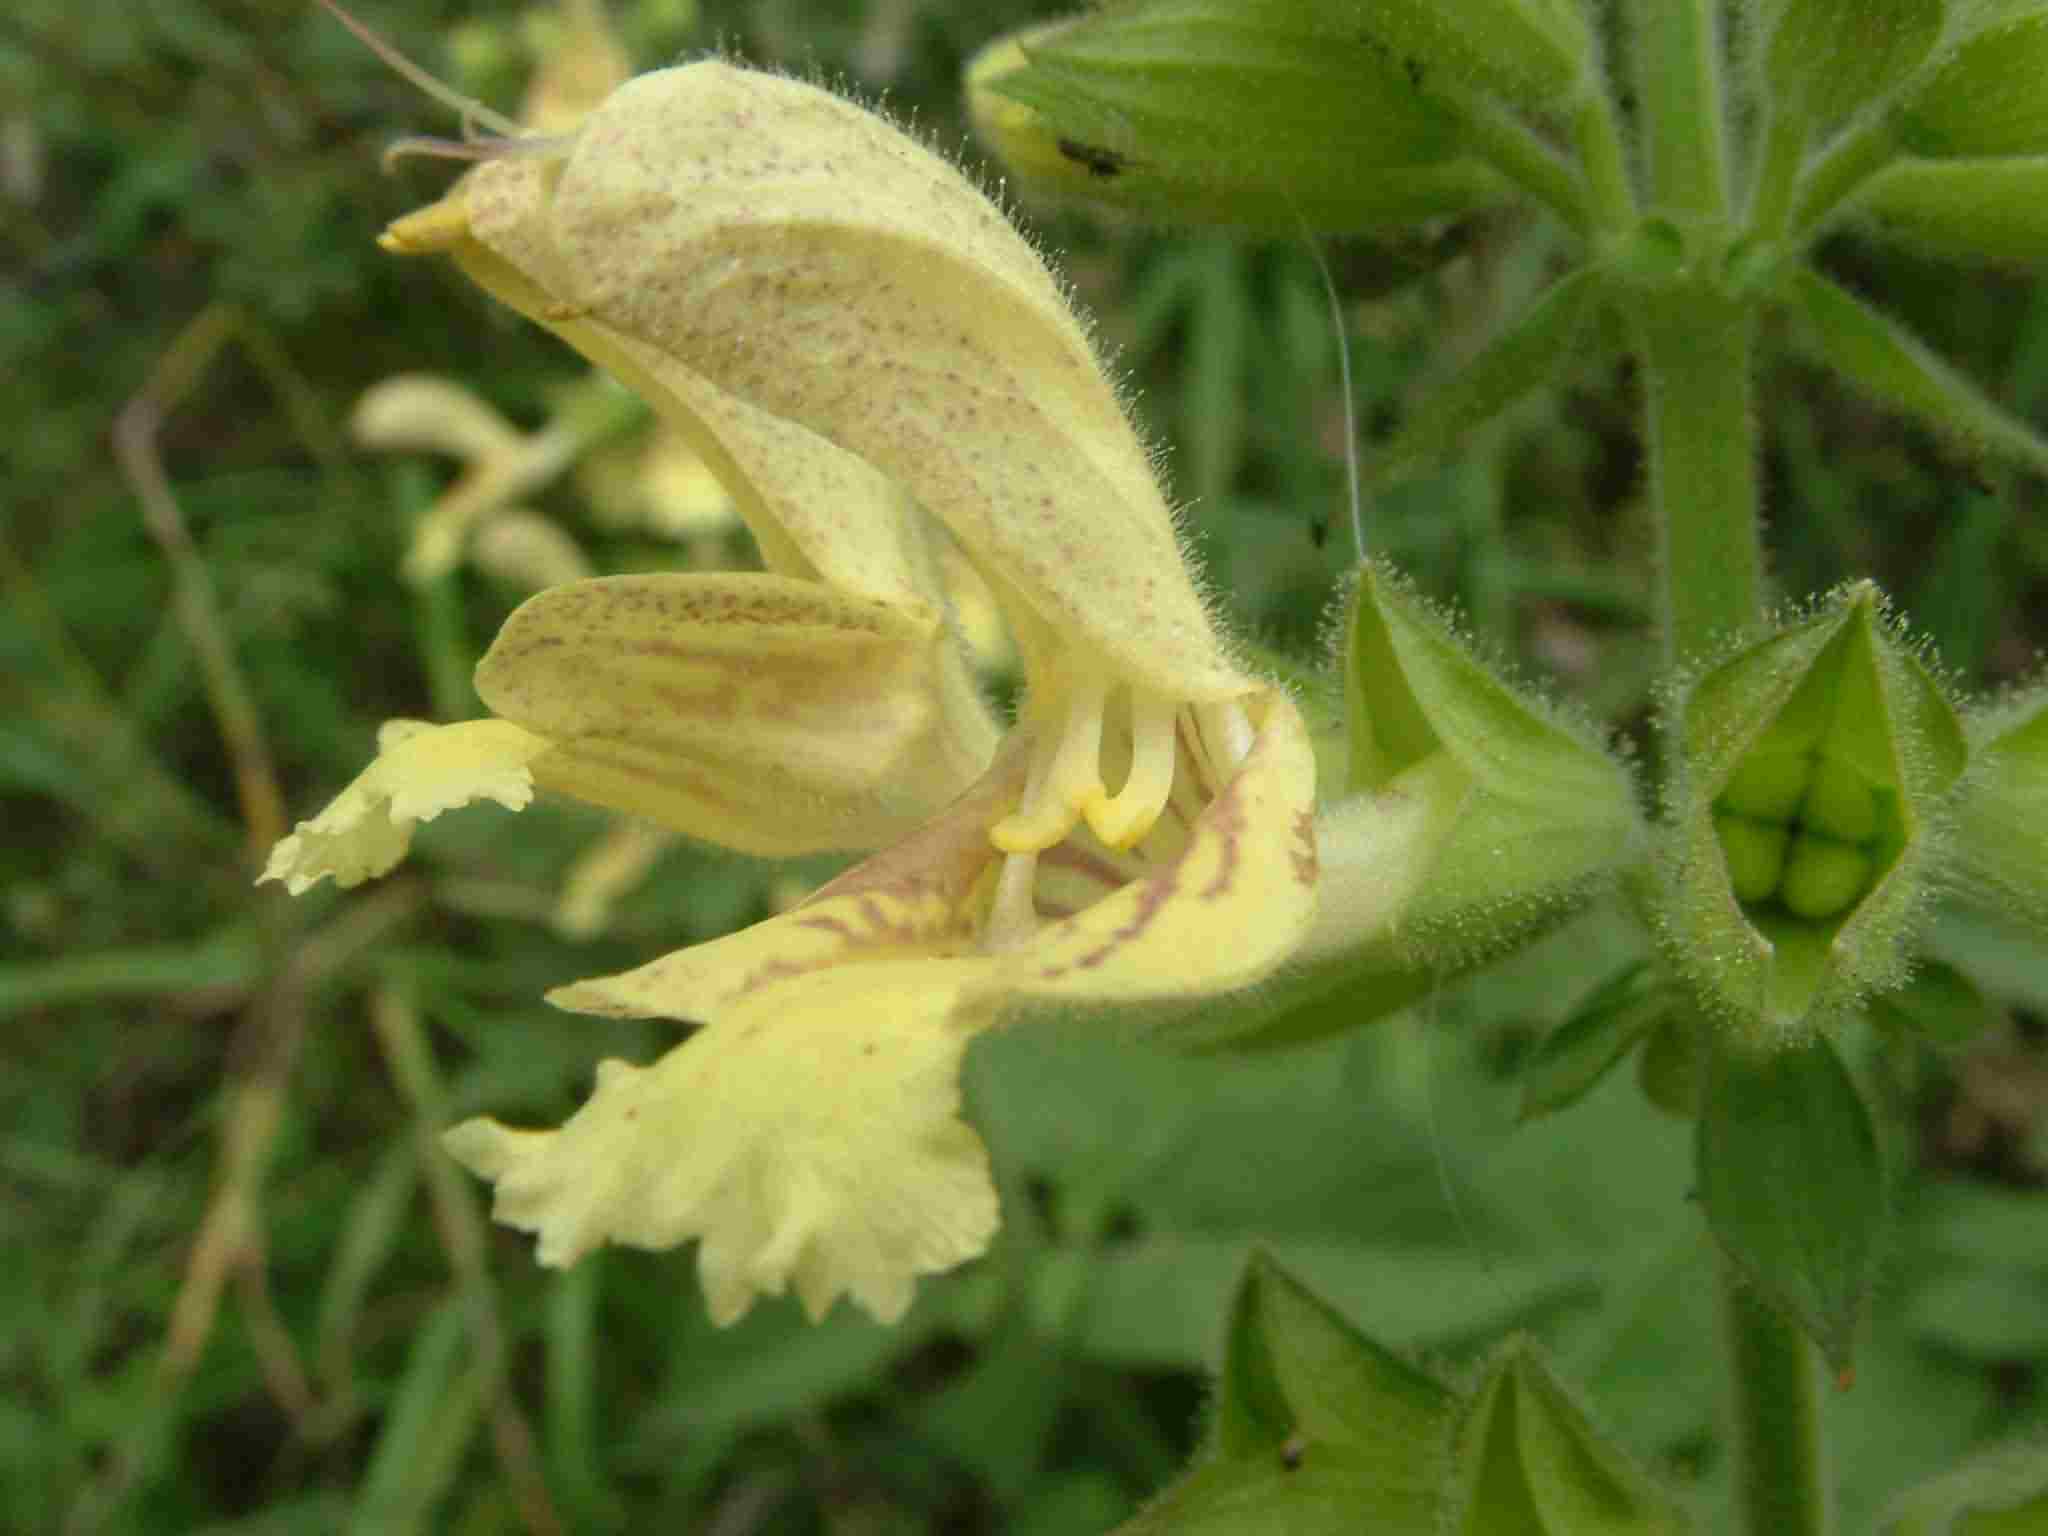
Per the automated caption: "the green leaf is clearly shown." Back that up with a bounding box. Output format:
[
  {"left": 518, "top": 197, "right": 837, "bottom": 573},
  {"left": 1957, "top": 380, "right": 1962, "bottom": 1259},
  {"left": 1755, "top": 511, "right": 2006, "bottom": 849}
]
[
  {"left": 966, "top": 6, "right": 1508, "bottom": 233},
  {"left": 1450, "top": 1338, "right": 1691, "bottom": 1534},
  {"left": 348, "top": 1301, "right": 488, "bottom": 1536},
  {"left": 1519, "top": 964, "right": 1671, "bottom": 1123},
  {"left": 314, "top": 1144, "right": 419, "bottom": 1381},
  {"left": 1896, "top": 9, "right": 2048, "bottom": 156},
  {"left": 915, "top": 1310, "right": 1068, "bottom": 1503},
  {"left": 543, "top": 1259, "right": 619, "bottom": 1528},
  {"left": 1118, "top": 1457, "right": 1434, "bottom": 1536},
  {"left": 1855, "top": 157, "right": 2048, "bottom": 268},
  {"left": 1635, "top": 1014, "right": 1705, "bottom": 1118},
  {"left": 630, "top": 1301, "right": 925, "bottom": 1447},
  {"left": 1906, "top": 1267, "right": 2048, "bottom": 1359},
  {"left": 1911, "top": 1178, "right": 2048, "bottom": 1273},
  {"left": 0, "top": 927, "right": 264, "bottom": 1018},
  {"left": 1069, "top": 1238, "right": 1595, "bottom": 1370},
  {"left": 1866, "top": 961, "right": 1999, "bottom": 1048},
  {"left": 1209, "top": 1251, "right": 1456, "bottom": 1464},
  {"left": 1696, "top": 1034, "right": 1887, "bottom": 1372},
  {"left": 1880, "top": 1437, "right": 2048, "bottom": 1534},
  {"left": 1763, "top": 0, "right": 1944, "bottom": 130},
  {"left": 1785, "top": 268, "right": 2048, "bottom": 483},
  {"left": 1121, "top": 1252, "right": 1457, "bottom": 1534},
  {"left": 1371, "top": 266, "right": 1607, "bottom": 491}
]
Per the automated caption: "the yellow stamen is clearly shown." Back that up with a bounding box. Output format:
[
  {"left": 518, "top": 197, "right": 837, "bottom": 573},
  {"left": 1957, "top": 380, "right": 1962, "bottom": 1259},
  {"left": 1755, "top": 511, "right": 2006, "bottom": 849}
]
[
  {"left": 1084, "top": 688, "right": 1179, "bottom": 849},
  {"left": 991, "top": 677, "right": 1108, "bottom": 853}
]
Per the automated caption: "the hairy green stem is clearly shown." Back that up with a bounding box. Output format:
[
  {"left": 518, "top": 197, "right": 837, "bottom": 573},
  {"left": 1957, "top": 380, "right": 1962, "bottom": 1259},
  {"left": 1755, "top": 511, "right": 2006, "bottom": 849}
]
[
  {"left": 1457, "top": 93, "right": 1594, "bottom": 236},
  {"left": 1628, "top": 7, "right": 1830, "bottom": 1515},
  {"left": 1720, "top": 1260, "right": 1834, "bottom": 1536},
  {"left": 1635, "top": 290, "right": 1763, "bottom": 666},
  {"left": 1747, "top": 104, "right": 1810, "bottom": 244},
  {"left": 1572, "top": 87, "right": 1636, "bottom": 232},
  {"left": 1792, "top": 115, "right": 1901, "bottom": 238},
  {"left": 1634, "top": 0, "right": 1728, "bottom": 217}
]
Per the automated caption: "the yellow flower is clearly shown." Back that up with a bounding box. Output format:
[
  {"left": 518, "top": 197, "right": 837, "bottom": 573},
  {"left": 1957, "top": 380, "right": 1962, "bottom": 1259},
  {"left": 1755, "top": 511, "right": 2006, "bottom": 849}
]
[
  {"left": 350, "top": 371, "right": 629, "bottom": 587},
  {"left": 579, "top": 422, "right": 742, "bottom": 545},
  {"left": 448, "top": 688, "right": 1319, "bottom": 1324},
  {"left": 269, "top": 56, "right": 1327, "bottom": 1326}
]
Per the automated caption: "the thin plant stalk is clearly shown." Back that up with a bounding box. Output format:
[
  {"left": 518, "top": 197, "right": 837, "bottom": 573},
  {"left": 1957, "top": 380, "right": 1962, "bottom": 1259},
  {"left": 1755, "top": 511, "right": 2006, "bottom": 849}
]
[{"left": 1721, "top": 1258, "right": 1835, "bottom": 1536}]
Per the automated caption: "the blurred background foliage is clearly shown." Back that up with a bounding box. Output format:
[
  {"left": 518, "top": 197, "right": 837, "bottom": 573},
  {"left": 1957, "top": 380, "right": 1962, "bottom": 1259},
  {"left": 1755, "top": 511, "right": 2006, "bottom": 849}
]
[{"left": 5, "top": 1, "right": 2047, "bottom": 1531}]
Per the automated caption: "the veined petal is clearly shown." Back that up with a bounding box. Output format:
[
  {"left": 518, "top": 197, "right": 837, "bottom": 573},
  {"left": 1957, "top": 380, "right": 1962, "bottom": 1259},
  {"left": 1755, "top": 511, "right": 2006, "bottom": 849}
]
[
  {"left": 443, "top": 958, "right": 1001, "bottom": 1325},
  {"left": 985, "top": 689, "right": 1319, "bottom": 1018},
  {"left": 478, "top": 572, "right": 993, "bottom": 856},
  {"left": 259, "top": 719, "right": 549, "bottom": 894},
  {"left": 551, "top": 737, "right": 1031, "bottom": 1020}
]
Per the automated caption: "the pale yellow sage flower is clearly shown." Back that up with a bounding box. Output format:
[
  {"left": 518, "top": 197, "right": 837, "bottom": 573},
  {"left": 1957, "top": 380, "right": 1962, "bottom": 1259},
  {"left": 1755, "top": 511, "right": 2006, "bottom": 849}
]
[
  {"left": 351, "top": 372, "right": 623, "bottom": 587},
  {"left": 268, "top": 56, "right": 1323, "bottom": 1326}
]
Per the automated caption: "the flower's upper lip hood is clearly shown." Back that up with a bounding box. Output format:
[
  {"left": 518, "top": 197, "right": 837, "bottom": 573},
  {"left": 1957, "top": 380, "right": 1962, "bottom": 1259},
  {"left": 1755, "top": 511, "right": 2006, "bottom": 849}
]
[{"left": 391, "top": 61, "right": 1250, "bottom": 707}]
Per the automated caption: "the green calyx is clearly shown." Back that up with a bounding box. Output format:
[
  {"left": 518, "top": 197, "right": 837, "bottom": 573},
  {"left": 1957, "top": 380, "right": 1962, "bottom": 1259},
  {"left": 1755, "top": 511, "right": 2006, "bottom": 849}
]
[
  {"left": 1199, "top": 562, "right": 1644, "bottom": 1054},
  {"left": 1952, "top": 680, "right": 2048, "bottom": 934},
  {"left": 1135, "top": 1258, "right": 1694, "bottom": 1534},
  {"left": 1343, "top": 560, "right": 1643, "bottom": 967},
  {"left": 966, "top": 4, "right": 1509, "bottom": 234},
  {"left": 1449, "top": 1337, "right": 1691, "bottom": 1534},
  {"left": 1658, "top": 583, "right": 1967, "bottom": 1044}
]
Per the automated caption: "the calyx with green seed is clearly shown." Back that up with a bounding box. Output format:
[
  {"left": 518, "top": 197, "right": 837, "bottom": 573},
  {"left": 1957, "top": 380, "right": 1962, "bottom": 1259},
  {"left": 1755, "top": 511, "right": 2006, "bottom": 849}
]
[
  {"left": 1656, "top": 583, "right": 1967, "bottom": 1045},
  {"left": 1333, "top": 562, "right": 1643, "bottom": 973}
]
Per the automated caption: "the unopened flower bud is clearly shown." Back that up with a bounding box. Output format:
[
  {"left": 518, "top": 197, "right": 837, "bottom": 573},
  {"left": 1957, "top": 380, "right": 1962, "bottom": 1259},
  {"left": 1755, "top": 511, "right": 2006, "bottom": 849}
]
[{"left": 966, "top": 6, "right": 1505, "bottom": 234}]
